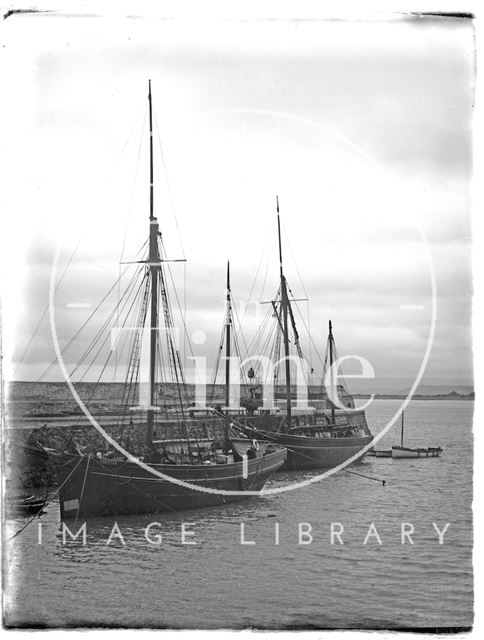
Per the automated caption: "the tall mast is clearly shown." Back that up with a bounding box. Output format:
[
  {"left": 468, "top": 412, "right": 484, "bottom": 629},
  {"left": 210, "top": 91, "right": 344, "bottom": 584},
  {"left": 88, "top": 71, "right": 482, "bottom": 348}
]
[
  {"left": 401, "top": 411, "right": 404, "bottom": 447},
  {"left": 146, "top": 79, "right": 160, "bottom": 448},
  {"left": 224, "top": 261, "right": 231, "bottom": 446},
  {"left": 329, "top": 319, "right": 335, "bottom": 424},
  {"left": 277, "top": 196, "right": 292, "bottom": 430}
]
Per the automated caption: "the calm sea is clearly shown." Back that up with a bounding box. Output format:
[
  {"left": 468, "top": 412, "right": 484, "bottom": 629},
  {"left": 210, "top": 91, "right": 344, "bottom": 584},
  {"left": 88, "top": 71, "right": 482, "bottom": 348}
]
[{"left": 5, "top": 399, "right": 473, "bottom": 629}]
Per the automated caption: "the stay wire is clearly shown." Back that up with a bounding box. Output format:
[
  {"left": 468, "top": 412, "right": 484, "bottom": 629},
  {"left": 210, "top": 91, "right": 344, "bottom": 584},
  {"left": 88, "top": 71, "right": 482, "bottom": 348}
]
[
  {"left": 69, "top": 266, "right": 146, "bottom": 380},
  {"left": 38, "top": 240, "right": 147, "bottom": 382}
]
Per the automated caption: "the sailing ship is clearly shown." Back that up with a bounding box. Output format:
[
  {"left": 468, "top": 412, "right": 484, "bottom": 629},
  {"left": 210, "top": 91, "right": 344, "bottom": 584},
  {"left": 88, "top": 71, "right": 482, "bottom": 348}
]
[
  {"left": 237, "top": 199, "right": 373, "bottom": 471},
  {"left": 55, "top": 82, "right": 286, "bottom": 520},
  {"left": 392, "top": 412, "right": 442, "bottom": 459}
]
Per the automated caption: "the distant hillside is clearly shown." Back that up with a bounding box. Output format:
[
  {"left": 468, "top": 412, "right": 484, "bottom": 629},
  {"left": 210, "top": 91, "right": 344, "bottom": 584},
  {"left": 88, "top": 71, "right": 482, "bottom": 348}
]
[
  {"left": 333, "top": 379, "right": 474, "bottom": 396},
  {"left": 354, "top": 390, "right": 474, "bottom": 401},
  {"left": 403, "top": 385, "right": 474, "bottom": 396}
]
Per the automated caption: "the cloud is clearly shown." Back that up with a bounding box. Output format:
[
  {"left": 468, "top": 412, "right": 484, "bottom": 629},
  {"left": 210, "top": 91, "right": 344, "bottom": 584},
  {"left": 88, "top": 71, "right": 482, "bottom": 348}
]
[{"left": 2, "top": 14, "right": 474, "bottom": 387}]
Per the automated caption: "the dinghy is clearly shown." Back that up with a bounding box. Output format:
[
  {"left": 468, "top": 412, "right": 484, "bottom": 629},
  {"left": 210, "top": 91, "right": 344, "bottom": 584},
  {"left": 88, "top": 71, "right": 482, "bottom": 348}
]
[{"left": 392, "top": 412, "right": 442, "bottom": 459}]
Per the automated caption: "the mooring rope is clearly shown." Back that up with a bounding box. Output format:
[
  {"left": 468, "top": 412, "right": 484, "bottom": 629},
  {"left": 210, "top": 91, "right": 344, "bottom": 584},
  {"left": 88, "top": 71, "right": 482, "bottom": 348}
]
[
  {"left": 342, "top": 468, "right": 386, "bottom": 486},
  {"left": 7, "top": 455, "right": 85, "bottom": 541},
  {"left": 74, "top": 456, "right": 91, "bottom": 522}
]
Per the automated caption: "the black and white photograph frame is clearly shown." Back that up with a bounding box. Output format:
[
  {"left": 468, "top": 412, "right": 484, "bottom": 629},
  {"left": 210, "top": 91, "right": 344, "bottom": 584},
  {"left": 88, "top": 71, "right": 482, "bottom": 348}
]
[{"left": 0, "top": 0, "right": 480, "bottom": 634}]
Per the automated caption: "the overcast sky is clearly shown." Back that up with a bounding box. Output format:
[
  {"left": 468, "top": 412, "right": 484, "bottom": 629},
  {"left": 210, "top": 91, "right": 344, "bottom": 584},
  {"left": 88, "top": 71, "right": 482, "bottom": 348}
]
[{"left": 0, "top": 11, "right": 475, "bottom": 391}]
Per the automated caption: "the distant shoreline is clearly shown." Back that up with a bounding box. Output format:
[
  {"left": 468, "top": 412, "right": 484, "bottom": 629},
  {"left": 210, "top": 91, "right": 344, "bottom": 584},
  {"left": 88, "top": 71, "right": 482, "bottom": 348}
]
[
  {"left": 353, "top": 393, "right": 475, "bottom": 401},
  {"left": 6, "top": 381, "right": 474, "bottom": 403}
]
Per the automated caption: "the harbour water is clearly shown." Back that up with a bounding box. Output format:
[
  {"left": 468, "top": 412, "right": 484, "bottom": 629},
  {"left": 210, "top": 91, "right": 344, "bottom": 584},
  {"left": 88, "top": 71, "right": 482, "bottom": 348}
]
[{"left": 5, "top": 399, "right": 473, "bottom": 629}]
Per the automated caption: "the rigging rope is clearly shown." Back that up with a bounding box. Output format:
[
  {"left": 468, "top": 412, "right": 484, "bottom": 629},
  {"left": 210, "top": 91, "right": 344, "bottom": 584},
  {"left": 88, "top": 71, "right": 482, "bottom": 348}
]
[
  {"left": 69, "top": 265, "right": 146, "bottom": 380},
  {"left": 153, "top": 112, "right": 186, "bottom": 260},
  {"left": 38, "top": 240, "right": 148, "bottom": 382},
  {"left": 116, "top": 104, "right": 148, "bottom": 382}
]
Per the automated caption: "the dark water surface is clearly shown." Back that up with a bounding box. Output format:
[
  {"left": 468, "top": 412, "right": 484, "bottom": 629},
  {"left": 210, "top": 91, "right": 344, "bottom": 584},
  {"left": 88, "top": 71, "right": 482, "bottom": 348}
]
[{"left": 5, "top": 400, "right": 473, "bottom": 629}]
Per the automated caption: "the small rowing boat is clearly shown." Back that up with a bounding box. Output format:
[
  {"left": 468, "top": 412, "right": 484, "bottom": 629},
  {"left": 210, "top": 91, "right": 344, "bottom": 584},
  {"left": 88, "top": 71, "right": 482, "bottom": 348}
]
[{"left": 6, "top": 494, "right": 47, "bottom": 517}]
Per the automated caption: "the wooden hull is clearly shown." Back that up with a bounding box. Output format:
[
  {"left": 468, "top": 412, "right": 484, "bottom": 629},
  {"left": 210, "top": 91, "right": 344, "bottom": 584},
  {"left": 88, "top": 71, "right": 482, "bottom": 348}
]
[
  {"left": 368, "top": 449, "right": 392, "bottom": 458},
  {"left": 6, "top": 495, "right": 47, "bottom": 517},
  {"left": 241, "top": 429, "right": 372, "bottom": 471},
  {"left": 392, "top": 446, "right": 442, "bottom": 459},
  {"left": 57, "top": 448, "right": 287, "bottom": 520}
]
